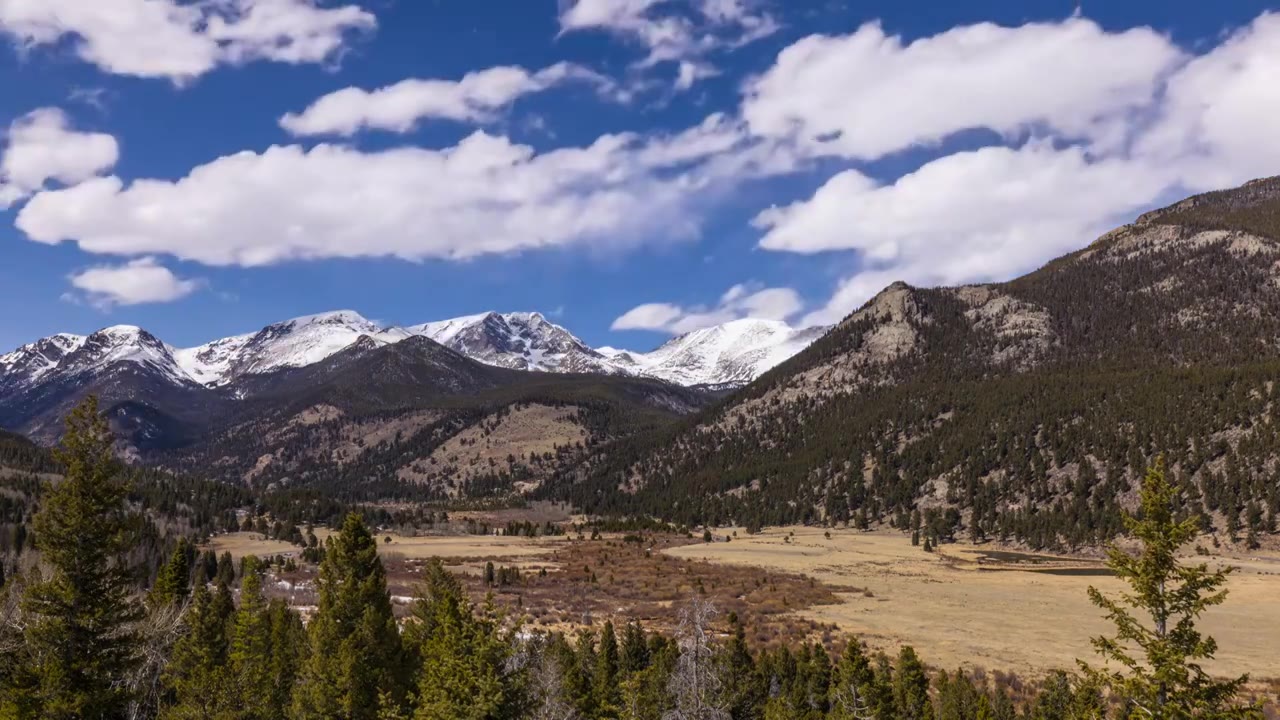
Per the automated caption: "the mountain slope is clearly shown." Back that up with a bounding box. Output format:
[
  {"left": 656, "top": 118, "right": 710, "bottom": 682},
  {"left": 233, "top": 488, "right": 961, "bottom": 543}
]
[
  {"left": 552, "top": 176, "right": 1280, "bottom": 548},
  {"left": 5, "top": 310, "right": 821, "bottom": 394},
  {"left": 602, "top": 319, "right": 830, "bottom": 389},
  {"left": 160, "top": 335, "right": 709, "bottom": 503},
  {"left": 174, "top": 310, "right": 411, "bottom": 386},
  {"left": 0, "top": 326, "right": 220, "bottom": 448},
  {"left": 409, "top": 311, "right": 619, "bottom": 375}
]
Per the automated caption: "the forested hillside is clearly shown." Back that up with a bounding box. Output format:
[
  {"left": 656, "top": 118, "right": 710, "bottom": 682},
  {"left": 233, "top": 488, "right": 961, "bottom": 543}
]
[
  {"left": 0, "top": 416, "right": 253, "bottom": 584},
  {"left": 550, "top": 177, "right": 1280, "bottom": 549}
]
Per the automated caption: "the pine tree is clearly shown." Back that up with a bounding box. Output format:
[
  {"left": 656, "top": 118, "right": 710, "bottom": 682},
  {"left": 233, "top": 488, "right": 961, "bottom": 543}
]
[
  {"left": 231, "top": 556, "right": 276, "bottom": 719},
  {"left": 620, "top": 620, "right": 650, "bottom": 675},
  {"left": 150, "top": 537, "right": 193, "bottom": 607},
  {"left": 267, "top": 598, "right": 308, "bottom": 720},
  {"left": 21, "top": 396, "right": 143, "bottom": 718},
  {"left": 594, "top": 620, "right": 622, "bottom": 717},
  {"left": 831, "top": 639, "right": 877, "bottom": 720},
  {"left": 160, "top": 573, "right": 236, "bottom": 720},
  {"left": 892, "top": 647, "right": 932, "bottom": 720},
  {"left": 717, "top": 613, "right": 763, "bottom": 719},
  {"left": 1081, "top": 458, "right": 1262, "bottom": 719},
  {"left": 292, "top": 513, "right": 405, "bottom": 720},
  {"left": 408, "top": 560, "right": 520, "bottom": 720}
]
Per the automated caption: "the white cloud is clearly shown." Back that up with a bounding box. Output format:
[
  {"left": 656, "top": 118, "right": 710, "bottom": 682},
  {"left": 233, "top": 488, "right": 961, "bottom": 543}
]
[
  {"left": 0, "top": 108, "right": 118, "bottom": 209},
  {"left": 1135, "top": 12, "right": 1280, "bottom": 192},
  {"left": 0, "top": 0, "right": 374, "bottom": 81},
  {"left": 559, "top": 0, "right": 777, "bottom": 87},
  {"left": 16, "top": 118, "right": 783, "bottom": 267},
  {"left": 767, "top": 144, "right": 1170, "bottom": 326},
  {"left": 747, "top": 12, "right": 1280, "bottom": 327},
  {"left": 612, "top": 283, "right": 803, "bottom": 333},
  {"left": 675, "top": 61, "right": 720, "bottom": 91},
  {"left": 742, "top": 17, "right": 1182, "bottom": 160},
  {"left": 280, "top": 63, "right": 616, "bottom": 137},
  {"left": 67, "top": 257, "right": 202, "bottom": 309}
]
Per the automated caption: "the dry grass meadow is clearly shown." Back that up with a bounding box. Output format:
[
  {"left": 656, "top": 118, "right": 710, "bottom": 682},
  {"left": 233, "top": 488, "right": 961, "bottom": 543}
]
[
  {"left": 665, "top": 527, "right": 1280, "bottom": 681},
  {"left": 208, "top": 525, "right": 1280, "bottom": 684}
]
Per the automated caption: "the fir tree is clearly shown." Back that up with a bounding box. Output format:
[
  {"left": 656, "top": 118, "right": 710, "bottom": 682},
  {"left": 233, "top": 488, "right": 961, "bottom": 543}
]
[
  {"left": 292, "top": 513, "right": 405, "bottom": 720},
  {"left": 892, "top": 647, "right": 932, "bottom": 720},
  {"left": 717, "top": 613, "right": 763, "bottom": 719},
  {"left": 620, "top": 620, "right": 651, "bottom": 675},
  {"left": 231, "top": 556, "right": 277, "bottom": 719},
  {"left": 150, "top": 538, "right": 193, "bottom": 607},
  {"left": 594, "top": 620, "right": 622, "bottom": 717},
  {"left": 21, "top": 396, "right": 143, "bottom": 718},
  {"left": 830, "top": 639, "right": 877, "bottom": 720},
  {"left": 408, "top": 560, "right": 521, "bottom": 719},
  {"left": 267, "top": 598, "right": 308, "bottom": 720},
  {"left": 160, "top": 573, "right": 236, "bottom": 719},
  {"left": 1081, "top": 458, "right": 1262, "bottom": 719}
]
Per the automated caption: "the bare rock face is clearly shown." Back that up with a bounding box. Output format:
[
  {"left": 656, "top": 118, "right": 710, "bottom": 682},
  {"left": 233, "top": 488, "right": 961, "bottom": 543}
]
[{"left": 953, "top": 287, "right": 1054, "bottom": 370}]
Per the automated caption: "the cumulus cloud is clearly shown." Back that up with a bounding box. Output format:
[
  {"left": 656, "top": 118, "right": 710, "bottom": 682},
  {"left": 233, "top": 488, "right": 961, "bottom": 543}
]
[
  {"left": 612, "top": 283, "right": 803, "bottom": 334},
  {"left": 0, "top": 0, "right": 375, "bottom": 81},
  {"left": 749, "top": 12, "right": 1280, "bottom": 326},
  {"left": 559, "top": 0, "right": 777, "bottom": 87},
  {"left": 1134, "top": 13, "right": 1280, "bottom": 192},
  {"left": 16, "top": 116, "right": 783, "bottom": 267},
  {"left": 742, "top": 17, "right": 1182, "bottom": 160},
  {"left": 764, "top": 144, "right": 1171, "bottom": 326},
  {"left": 0, "top": 108, "right": 118, "bottom": 209},
  {"left": 281, "top": 63, "right": 618, "bottom": 137},
  {"left": 67, "top": 257, "right": 203, "bottom": 309}
]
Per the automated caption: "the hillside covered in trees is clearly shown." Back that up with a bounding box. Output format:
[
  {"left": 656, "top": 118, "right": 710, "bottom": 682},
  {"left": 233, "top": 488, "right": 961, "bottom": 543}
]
[{"left": 549, "top": 177, "right": 1280, "bottom": 549}]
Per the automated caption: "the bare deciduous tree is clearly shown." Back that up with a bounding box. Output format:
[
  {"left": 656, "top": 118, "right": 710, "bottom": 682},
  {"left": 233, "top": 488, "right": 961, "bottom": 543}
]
[
  {"left": 664, "top": 596, "right": 729, "bottom": 720},
  {"left": 528, "top": 639, "right": 579, "bottom": 720},
  {"left": 126, "top": 598, "right": 190, "bottom": 720}
]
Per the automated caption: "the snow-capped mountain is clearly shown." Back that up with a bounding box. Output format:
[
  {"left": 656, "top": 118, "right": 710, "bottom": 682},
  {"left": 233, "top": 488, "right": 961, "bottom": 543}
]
[
  {"left": 409, "top": 312, "right": 619, "bottom": 374},
  {"left": 0, "top": 333, "right": 87, "bottom": 392},
  {"left": 602, "top": 319, "right": 829, "bottom": 388},
  {"left": 0, "top": 326, "right": 195, "bottom": 395},
  {"left": 174, "top": 310, "right": 409, "bottom": 386},
  {"left": 1, "top": 310, "right": 826, "bottom": 396},
  {"left": 61, "top": 326, "right": 195, "bottom": 386}
]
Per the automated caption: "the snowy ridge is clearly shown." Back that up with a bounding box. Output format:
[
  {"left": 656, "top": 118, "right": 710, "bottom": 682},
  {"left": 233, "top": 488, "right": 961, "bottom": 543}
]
[
  {"left": 61, "top": 326, "right": 194, "bottom": 387},
  {"left": 2, "top": 310, "right": 826, "bottom": 394},
  {"left": 178, "top": 310, "right": 410, "bottom": 385},
  {"left": 0, "top": 333, "right": 87, "bottom": 388},
  {"left": 609, "top": 319, "right": 829, "bottom": 387},
  {"left": 410, "top": 311, "right": 617, "bottom": 374}
]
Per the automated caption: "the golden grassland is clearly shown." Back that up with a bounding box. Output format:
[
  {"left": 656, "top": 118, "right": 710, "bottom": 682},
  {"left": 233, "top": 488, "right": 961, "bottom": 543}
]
[
  {"left": 207, "top": 525, "right": 1280, "bottom": 683},
  {"left": 664, "top": 526, "right": 1280, "bottom": 681}
]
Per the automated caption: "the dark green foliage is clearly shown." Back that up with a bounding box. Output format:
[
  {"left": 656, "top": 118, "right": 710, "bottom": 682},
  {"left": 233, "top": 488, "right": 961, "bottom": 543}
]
[
  {"left": 161, "top": 577, "right": 237, "bottom": 719},
  {"left": 291, "top": 513, "right": 405, "bottom": 720},
  {"left": 892, "top": 647, "right": 932, "bottom": 720},
  {"left": 406, "top": 559, "right": 522, "bottom": 719},
  {"left": 18, "top": 396, "right": 143, "bottom": 718},
  {"left": 149, "top": 538, "right": 192, "bottom": 606},
  {"left": 594, "top": 621, "right": 621, "bottom": 716},
  {"left": 829, "top": 639, "right": 878, "bottom": 720}
]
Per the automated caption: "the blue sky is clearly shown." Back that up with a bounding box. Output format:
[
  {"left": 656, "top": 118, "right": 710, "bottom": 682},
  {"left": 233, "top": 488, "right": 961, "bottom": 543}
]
[{"left": 1, "top": 0, "right": 1278, "bottom": 352}]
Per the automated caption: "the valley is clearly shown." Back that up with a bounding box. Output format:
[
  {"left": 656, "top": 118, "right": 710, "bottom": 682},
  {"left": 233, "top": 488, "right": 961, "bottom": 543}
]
[{"left": 207, "top": 523, "right": 1280, "bottom": 684}]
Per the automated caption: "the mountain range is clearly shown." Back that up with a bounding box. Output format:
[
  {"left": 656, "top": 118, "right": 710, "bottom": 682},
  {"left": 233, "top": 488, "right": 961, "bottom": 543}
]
[{"left": 2, "top": 310, "right": 823, "bottom": 395}]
